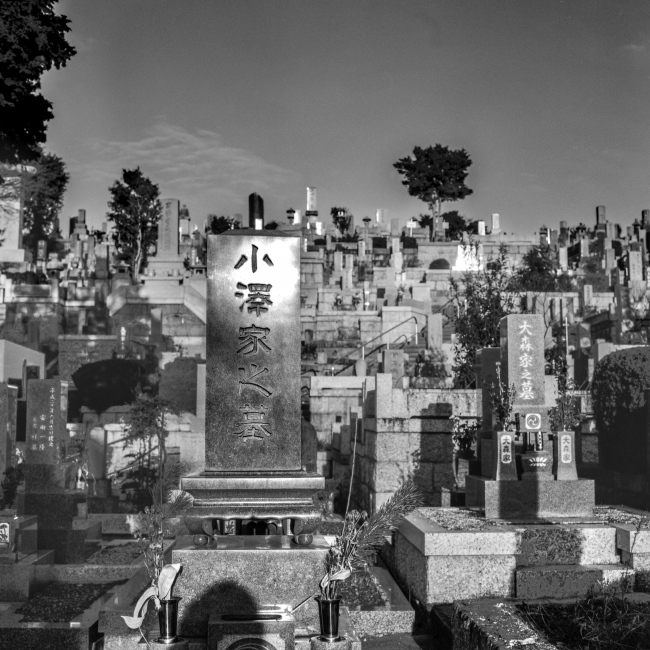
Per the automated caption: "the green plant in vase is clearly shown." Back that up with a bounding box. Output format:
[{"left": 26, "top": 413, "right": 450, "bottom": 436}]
[
  {"left": 122, "top": 462, "right": 192, "bottom": 645},
  {"left": 316, "top": 482, "right": 423, "bottom": 641},
  {"left": 488, "top": 362, "right": 516, "bottom": 432},
  {"left": 451, "top": 415, "right": 480, "bottom": 457}
]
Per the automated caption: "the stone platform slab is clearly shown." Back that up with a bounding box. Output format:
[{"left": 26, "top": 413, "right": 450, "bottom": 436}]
[
  {"left": 171, "top": 536, "right": 329, "bottom": 637},
  {"left": 465, "top": 475, "right": 595, "bottom": 519},
  {"left": 516, "top": 564, "right": 631, "bottom": 599}
]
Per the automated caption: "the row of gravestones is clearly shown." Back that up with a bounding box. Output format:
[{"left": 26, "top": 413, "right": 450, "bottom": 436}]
[{"left": 0, "top": 379, "right": 98, "bottom": 567}]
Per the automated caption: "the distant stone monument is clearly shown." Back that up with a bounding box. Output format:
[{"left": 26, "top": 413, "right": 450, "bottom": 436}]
[
  {"left": 0, "top": 163, "right": 35, "bottom": 263},
  {"left": 148, "top": 198, "right": 185, "bottom": 275}
]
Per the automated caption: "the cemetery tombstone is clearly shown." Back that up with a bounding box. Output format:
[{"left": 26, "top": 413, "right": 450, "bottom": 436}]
[
  {"left": 24, "top": 380, "right": 69, "bottom": 492},
  {"left": 182, "top": 230, "right": 323, "bottom": 532},
  {"left": 466, "top": 314, "right": 595, "bottom": 518},
  {"left": 628, "top": 250, "right": 643, "bottom": 283},
  {"left": 333, "top": 251, "right": 343, "bottom": 272},
  {"left": 382, "top": 350, "right": 405, "bottom": 388}
]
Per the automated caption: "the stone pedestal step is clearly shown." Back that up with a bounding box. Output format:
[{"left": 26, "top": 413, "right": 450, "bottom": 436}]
[{"left": 516, "top": 564, "right": 633, "bottom": 600}]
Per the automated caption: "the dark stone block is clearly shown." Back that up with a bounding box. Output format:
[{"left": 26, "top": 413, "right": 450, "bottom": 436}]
[
  {"left": 23, "top": 492, "right": 84, "bottom": 529},
  {"left": 22, "top": 463, "right": 71, "bottom": 493},
  {"left": 465, "top": 475, "right": 595, "bottom": 519},
  {"left": 37, "top": 528, "right": 87, "bottom": 564}
]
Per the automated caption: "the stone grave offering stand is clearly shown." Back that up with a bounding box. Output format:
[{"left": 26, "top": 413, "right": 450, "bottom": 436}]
[
  {"left": 176, "top": 231, "right": 329, "bottom": 646},
  {"left": 466, "top": 314, "right": 595, "bottom": 519}
]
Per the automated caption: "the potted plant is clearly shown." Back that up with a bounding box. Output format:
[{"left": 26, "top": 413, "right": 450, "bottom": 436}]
[
  {"left": 451, "top": 415, "right": 480, "bottom": 459},
  {"left": 488, "top": 362, "right": 516, "bottom": 433},
  {"left": 487, "top": 362, "right": 518, "bottom": 480},
  {"left": 315, "top": 482, "right": 423, "bottom": 642},
  {"left": 122, "top": 462, "right": 192, "bottom": 644}
]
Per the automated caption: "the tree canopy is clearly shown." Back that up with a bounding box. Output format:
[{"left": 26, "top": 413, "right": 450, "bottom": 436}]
[
  {"left": 394, "top": 145, "right": 473, "bottom": 223},
  {"left": 0, "top": 0, "right": 76, "bottom": 163},
  {"left": 331, "top": 207, "right": 353, "bottom": 237},
  {"left": 449, "top": 243, "right": 518, "bottom": 388},
  {"left": 209, "top": 215, "right": 240, "bottom": 234},
  {"left": 512, "top": 244, "right": 573, "bottom": 293},
  {"left": 21, "top": 149, "right": 68, "bottom": 257},
  {"left": 107, "top": 168, "right": 162, "bottom": 281}
]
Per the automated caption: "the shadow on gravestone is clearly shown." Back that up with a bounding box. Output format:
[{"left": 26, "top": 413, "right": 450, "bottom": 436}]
[{"left": 72, "top": 358, "right": 146, "bottom": 412}]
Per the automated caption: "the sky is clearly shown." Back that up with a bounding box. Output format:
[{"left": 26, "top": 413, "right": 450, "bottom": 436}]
[{"left": 42, "top": 0, "right": 650, "bottom": 236}]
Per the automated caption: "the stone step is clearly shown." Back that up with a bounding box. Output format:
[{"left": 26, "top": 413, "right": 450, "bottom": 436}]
[
  {"left": 516, "top": 564, "right": 633, "bottom": 600},
  {"left": 516, "top": 524, "right": 619, "bottom": 567}
]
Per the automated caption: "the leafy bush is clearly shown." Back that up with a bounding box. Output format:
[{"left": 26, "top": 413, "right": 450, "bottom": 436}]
[{"left": 591, "top": 347, "right": 650, "bottom": 474}]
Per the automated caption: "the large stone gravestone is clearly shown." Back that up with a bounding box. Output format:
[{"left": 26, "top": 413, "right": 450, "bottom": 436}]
[
  {"left": 24, "top": 379, "right": 69, "bottom": 492},
  {"left": 176, "top": 231, "right": 326, "bottom": 635},
  {"left": 465, "top": 314, "right": 595, "bottom": 519},
  {"left": 182, "top": 231, "right": 323, "bottom": 535}
]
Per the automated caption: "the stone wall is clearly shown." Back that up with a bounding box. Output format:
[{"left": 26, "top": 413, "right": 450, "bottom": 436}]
[
  {"left": 352, "top": 374, "right": 480, "bottom": 513},
  {"left": 308, "top": 375, "right": 374, "bottom": 447},
  {"left": 58, "top": 335, "right": 118, "bottom": 382}
]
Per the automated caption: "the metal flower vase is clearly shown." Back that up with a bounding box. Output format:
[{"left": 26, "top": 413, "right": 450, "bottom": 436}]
[
  {"left": 157, "top": 597, "right": 181, "bottom": 644},
  {"left": 316, "top": 596, "right": 341, "bottom": 642}
]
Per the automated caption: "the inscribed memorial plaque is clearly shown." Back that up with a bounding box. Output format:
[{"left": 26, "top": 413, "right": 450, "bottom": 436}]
[
  {"left": 205, "top": 231, "right": 301, "bottom": 471},
  {"left": 500, "top": 315, "right": 545, "bottom": 407},
  {"left": 25, "top": 380, "right": 68, "bottom": 466}
]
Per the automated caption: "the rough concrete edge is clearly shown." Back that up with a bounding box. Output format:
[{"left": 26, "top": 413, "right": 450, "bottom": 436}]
[{"left": 452, "top": 599, "right": 556, "bottom": 650}]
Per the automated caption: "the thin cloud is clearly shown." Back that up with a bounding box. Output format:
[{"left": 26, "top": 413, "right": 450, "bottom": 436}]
[
  {"left": 623, "top": 42, "right": 647, "bottom": 54},
  {"left": 72, "top": 123, "right": 299, "bottom": 216}
]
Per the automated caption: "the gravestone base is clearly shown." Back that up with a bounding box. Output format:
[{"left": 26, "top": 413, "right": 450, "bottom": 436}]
[
  {"left": 182, "top": 471, "right": 324, "bottom": 542},
  {"left": 147, "top": 256, "right": 185, "bottom": 277},
  {"left": 37, "top": 522, "right": 101, "bottom": 564},
  {"left": 465, "top": 475, "right": 595, "bottom": 519},
  {"left": 171, "top": 536, "right": 330, "bottom": 638}
]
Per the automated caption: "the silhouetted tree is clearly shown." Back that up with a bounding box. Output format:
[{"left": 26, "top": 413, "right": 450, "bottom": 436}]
[
  {"left": 449, "top": 243, "right": 518, "bottom": 387},
  {"left": 0, "top": 1, "right": 76, "bottom": 163},
  {"left": 209, "top": 215, "right": 240, "bottom": 234},
  {"left": 21, "top": 149, "right": 68, "bottom": 256},
  {"left": 107, "top": 168, "right": 162, "bottom": 281},
  {"left": 394, "top": 145, "right": 473, "bottom": 239}
]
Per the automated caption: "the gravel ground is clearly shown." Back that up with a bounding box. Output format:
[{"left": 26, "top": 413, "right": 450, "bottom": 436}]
[
  {"left": 85, "top": 542, "right": 143, "bottom": 565},
  {"left": 16, "top": 581, "right": 127, "bottom": 622}
]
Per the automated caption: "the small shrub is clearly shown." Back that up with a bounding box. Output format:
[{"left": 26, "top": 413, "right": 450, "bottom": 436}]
[{"left": 591, "top": 347, "right": 650, "bottom": 473}]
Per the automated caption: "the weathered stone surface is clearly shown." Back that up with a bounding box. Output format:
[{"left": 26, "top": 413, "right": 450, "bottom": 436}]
[
  {"left": 517, "top": 524, "right": 617, "bottom": 566},
  {"left": 205, "top": 231, "right": 302, "bottom": 472},
  {"left": 399, "top": 510, "right": 519, "bottom": 557},
  {"left": 615, "top": 523, "right": 650, "bottom": 554},
  {"left": 393, "top": 531, "right": 515, "bottom": 605},
  {"left": 172, "top": 537, "right": 329, "bottom": 637},
  {"left": 516, "top": 564, "right": 630, "bottom": 599},
  {"left": 452, "top": 599, "right": 555, "bottom": 650}
]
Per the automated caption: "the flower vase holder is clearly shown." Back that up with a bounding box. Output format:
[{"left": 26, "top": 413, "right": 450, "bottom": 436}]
[{"left": 552, "top": 430, "right": 578, "bottom": 480}]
